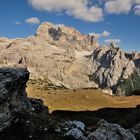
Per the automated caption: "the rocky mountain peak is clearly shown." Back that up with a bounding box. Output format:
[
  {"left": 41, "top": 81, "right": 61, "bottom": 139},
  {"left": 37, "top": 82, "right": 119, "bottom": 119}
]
[{"left": 36, "top": 22, "right": 99, "bottom": 51}]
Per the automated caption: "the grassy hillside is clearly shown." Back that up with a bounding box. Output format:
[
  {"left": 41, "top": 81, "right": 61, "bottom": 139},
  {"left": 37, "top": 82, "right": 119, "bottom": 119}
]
[{"left": 27, "top": 84, "right": 140, "bottom": 113}]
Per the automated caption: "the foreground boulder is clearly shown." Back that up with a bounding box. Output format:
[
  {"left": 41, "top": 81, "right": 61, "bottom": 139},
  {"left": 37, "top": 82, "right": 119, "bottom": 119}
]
[
  {"left": 131, "top": 122, "right": 140, "bottom": 140},
  {"left": 54, "top": 120, "right": 87, "bottom": 140},
  {"left": 0, "top": 68, "right": 48, "bottom": 133},
  {"left": 88, "top": 120, "right": 136, "bottom": 140},
  {"left": 53, "top": 119, "right": 136, "bottom": 140},
  {"left": 0, "top": 68, "right": 32, "bottom": 131}
]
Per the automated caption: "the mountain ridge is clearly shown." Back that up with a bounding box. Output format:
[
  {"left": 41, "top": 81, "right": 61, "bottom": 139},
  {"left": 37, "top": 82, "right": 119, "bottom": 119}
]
[{"left": 0, "top": 21, "right": 140, "bottom": 95}]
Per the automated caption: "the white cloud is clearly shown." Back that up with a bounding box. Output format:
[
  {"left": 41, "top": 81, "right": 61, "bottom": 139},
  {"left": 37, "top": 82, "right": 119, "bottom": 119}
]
[
  {"left": 105, "top": 39, "right": 121, "bottom": 44},
  {"left": 25, "top": 17, "right": 40, "bottom": 24},
  {"left": 102, "top": 30, "right": 111, "bottom": 37},
  {"left": 15, "top": 21, "right": 21, "bottom": 25},
  {"left": 89, "top": 32, "right": 101, "bottom": 38},
  {"left": 27, "top": 0, "right": 140, "bottom": 23},
  {"left": 89, "top": 30, "right": 111, "bottom": 38},
  {"left": 105, "top": 0, "right": 133, "bottom": 14},
  {"left": 28, "top": 0, "right": 103, "bottom": 22}
]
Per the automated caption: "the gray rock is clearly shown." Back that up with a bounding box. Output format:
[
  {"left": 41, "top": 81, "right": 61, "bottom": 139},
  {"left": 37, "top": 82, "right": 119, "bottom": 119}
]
[
  {"left": 131, "top": 122, "right": 140, "bottom": 139},
  {"left": 0, "top": 68, "right": 31, "bottom": 131},
  {"left": 53, "top": 119, "right": 136, "bottom": 140},
  {"left": 55, "top": 120, "right": 87, "bottom": 140},
  {"left": 88, "top": 120, "right": 136, "bottom": 140},
  {"left": 66, "top": 128, "right": 87, "bottom": 140},
  {"left": 66, "top": 121, "right": 85, "bottom": 131}
]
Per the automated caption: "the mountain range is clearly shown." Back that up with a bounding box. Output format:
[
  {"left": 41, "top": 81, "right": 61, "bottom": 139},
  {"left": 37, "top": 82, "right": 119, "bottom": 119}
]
[{"left": 0, "top": 22, "right": 140, "bottom": 95}]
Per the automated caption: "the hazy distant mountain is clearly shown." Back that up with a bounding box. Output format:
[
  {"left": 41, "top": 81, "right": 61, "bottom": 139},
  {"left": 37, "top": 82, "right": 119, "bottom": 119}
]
[{"left": 0, "top": 22, "right": 140, "bottom": 95}]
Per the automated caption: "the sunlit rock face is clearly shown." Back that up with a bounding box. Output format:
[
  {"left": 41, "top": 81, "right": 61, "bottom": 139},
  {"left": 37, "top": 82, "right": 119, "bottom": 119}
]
[
  {"left": 36, "top": 22, "right": 100, "bottom": 51},
  {"left": 0, "top": 22, "right": 140, "bottom": 95},
  {"left": 88, "top": 46, "right": 140, "bottom": 95}
]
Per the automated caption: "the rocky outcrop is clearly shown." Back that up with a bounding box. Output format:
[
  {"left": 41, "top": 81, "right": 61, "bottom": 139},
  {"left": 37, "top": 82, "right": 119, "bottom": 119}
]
[
  {"left": 54, "top": 120, "right": 87, "bottom": 140},
  {"left": 0, "top": 68, "right": 48, "bottom": 133},
  {"left": 0, "top": 22, "right": 139, "bottom": 95},
  {"left": 88, "top": 46, "right": 140, "bottom": 95},
  {"left": 88, "top": 120, "right": 136, "bottom": 140},
  {"left": 0, "top": 68, "right": 31, "bottom": 131},
  {"left": 53, "top": 120, "right": 136, "bottom": 140},
  {"left": 131, "top": 122, "right": 140, "bottom": 139},
  {"left": 36, "top": 22, "right": 99, "bottom": 51}
]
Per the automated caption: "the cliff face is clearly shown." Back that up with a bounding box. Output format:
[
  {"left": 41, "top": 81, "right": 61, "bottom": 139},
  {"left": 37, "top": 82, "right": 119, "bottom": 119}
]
[
  {"left": 0, "top": 22, "right": 140, "bottom": 95},
  {"left": 88, "top": 47, "right": 140, "bottom": 95},
  {"left": 0, "top": 67, "right": 49, "bottom": 139},
  {"left": 0, "top": 68, "right": 31, "bottom": 131},
  {"left": 36, "top": 22, "right": 99, "bottom": 51}
]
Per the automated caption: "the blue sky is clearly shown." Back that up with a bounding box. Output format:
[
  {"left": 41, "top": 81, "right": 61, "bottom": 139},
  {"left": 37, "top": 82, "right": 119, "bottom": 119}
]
[{"left": 0, "top": 0, "right": 140, "bottom": 52}]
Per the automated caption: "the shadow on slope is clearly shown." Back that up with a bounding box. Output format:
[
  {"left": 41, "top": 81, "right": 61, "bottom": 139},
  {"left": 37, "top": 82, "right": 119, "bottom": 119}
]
[
  {"left": 1, "top": 104, "right": 140, "bottom": 140},
  {"left": 52, "top": 105, "right": 140, "bottom": 129}
]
